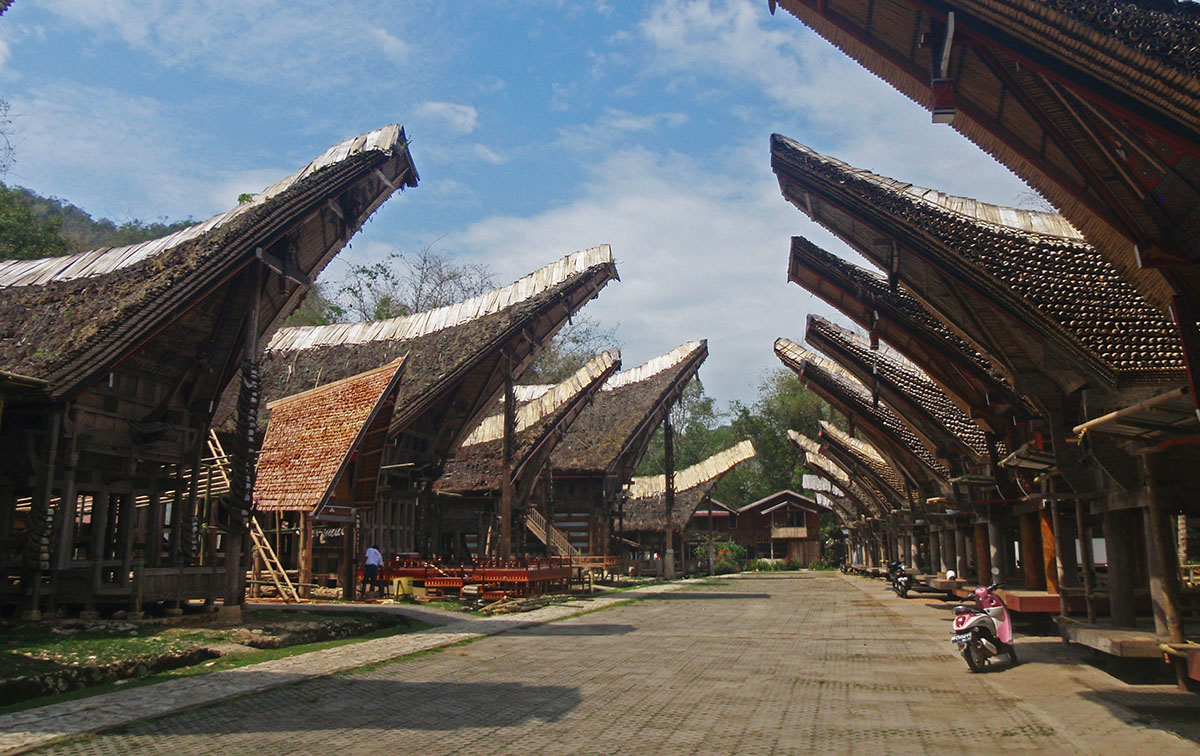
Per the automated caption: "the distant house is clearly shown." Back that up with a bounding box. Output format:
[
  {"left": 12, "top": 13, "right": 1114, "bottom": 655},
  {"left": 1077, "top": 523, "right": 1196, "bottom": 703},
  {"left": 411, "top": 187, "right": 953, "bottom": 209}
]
[
  {"left": 687, "top": 499, "right": 737, "bottom": 538},
  {"left": 735, "top": 491, "right": 828, "bottom": 565}
]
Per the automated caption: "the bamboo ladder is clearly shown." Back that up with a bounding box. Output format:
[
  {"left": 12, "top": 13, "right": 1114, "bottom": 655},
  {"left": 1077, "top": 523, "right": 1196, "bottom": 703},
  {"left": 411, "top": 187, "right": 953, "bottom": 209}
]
[{"left": 207, "top": 431, "right": 301, "bottom": 603}]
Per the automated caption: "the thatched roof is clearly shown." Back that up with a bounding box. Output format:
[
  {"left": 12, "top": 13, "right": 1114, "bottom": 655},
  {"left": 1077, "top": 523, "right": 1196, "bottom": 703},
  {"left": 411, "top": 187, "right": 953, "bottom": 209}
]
[
  {"left": 241, "top": 248, "right": 618, "bottom": 476},
  {"left": 806, "top": 315, "right": 992, "bottom": 463},
  {"left": 787, "top": 236, "right": 1034, "bottom": 433},
  {"left": 619, "top": 441, "right": 756, "bottom": 532},
  {"left": 254, "top": 357, "right": 406, "bottom": 513},
  {"left": 790, "top": 430, "right": 895, "bottom": 517},
  {"left": 776, "top": 337, "right": 948, "bottom": 491},
  {"left": 0, "top": 125, "right": 417, "bottom": 400},
  {"left": 769, "top": 0, "right": 1199, "bottom": 314},
  {"left": 433, "top": 351, "right": 620, "bottom": 494},
  {"left": 818, "top": 422, "right": 907, "bottom": 505},
  {"left": 551, "top": 340, "right": 707, "bottom": 477},
  {"left": 772, "top": 134, "right": 1184, "bottom": 391}
]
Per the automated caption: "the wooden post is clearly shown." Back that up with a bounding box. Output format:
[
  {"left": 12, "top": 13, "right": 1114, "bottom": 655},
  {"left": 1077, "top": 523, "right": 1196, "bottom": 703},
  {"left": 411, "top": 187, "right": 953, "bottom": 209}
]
[
  {"left": 499, "top": 356, "right": 515, "bottom": 560},
  {"left": 707, "top": 499, "right": 715, "bottom": 575},
  {"left": 662, "top": 415, "right": 676, "bottom": 580},
  {"left": 1019, "top": 511, "right": 1045, "bottom": 589},
  {"left": 1040, "top": 507, "right": 1058, "bottom": 594},
  {"left": 974, "top": 523, "right": 990, "bottom": 585},
  {"left": 1075, "top": 499, "right": 1097, "bottom": 623},
  {"left": 87, "top": 490, "right": 110, "bottom": 604},
  {"left": 299, "top": 514, "right": 313, "bottom": 599},
  {"left": 23, "top": 410, "right": 62, "bottom": 619},
  {"left": 987, "top": 517, "right": 1006, "bottom": 583},
  {"left": 1142, "top": 454, "right": 1188, "bottom": 688},
  {"left": 954, "top": 524, "right": 969, "bottom": 579},
  {"left": 929, "top": 523, "right": 941, "bottom": 574},
  {"left": 1104, "top": 508, "right": 1137, "bottom": 627},
  {"left": 117, "top": 495, "right": 136, "bottom": 588},
  {"left": 342, "top": 516, "right": 356, "bottom": 601}
]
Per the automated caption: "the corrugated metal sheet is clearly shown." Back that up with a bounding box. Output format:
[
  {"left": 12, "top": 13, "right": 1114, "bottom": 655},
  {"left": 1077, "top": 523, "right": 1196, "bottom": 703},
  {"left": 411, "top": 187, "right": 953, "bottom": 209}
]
[
  {"left": 602, "top": 340, "right": 704, "bottom": 391},
  {"left": 460, "top": 350, "right": 619, "bottom": 447},
  {"left": 266, "top": 245, "right": 614, "bottom": 353},
  {"left": 626, "top": 439, "right": 756, "bottom": 499},
  {"left": 0, "top": 125, "right": 406, "bottom": 288}
]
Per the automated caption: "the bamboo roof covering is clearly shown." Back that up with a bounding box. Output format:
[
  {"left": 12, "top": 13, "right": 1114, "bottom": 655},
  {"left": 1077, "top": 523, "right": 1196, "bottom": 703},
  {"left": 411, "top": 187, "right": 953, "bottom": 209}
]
[
  {"left": 787, "top": 236, "right": 1034, "bottom": 433},
  {"left": 776, "top": 337, "right": 949, "bottom": 490},
  {"left": 460, "top": 351, "right": 620, "bottom": 447},
  {"left": 772, "top": 134, "right": 1186, "bottom": 391},
  {"left": 806, "top": 315, "right": 992, "bottom": 463},
  {"left": 251, "top": 247, "right": 618, "bottom": 428},
  {"left": 551, "top": 340, "right": 707, "bottom": 477},
  {"left": 618, "top": 440, "right": 757, "bottom": 532},
  {"left": 254, "top": 357, "right": 407, "bottom": 513},
  {"left": 816, "top": 421, "right": 910, "bottom": 512},
  {"left": 790, "top": 432, "right": 882, "bottom": 516},
  {"left": 433, "top": 351, "right": 619, "bottom": 494},
  {"left": 0, "top": 124, "right": 417, "bottom": 399},
  {"left": 625, "top": 440, "right": 757, "bottom": 500},
  {"left": 769, "top": 0, "right": 1200, "bottom": 314}
]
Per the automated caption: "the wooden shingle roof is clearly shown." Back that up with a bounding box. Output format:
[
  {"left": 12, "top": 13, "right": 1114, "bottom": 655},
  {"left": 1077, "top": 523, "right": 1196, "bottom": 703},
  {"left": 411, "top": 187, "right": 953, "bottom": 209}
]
[
  {"left": 0, "top": 125, "right": 417, "bottom": 399},
  {"left": 254, "top": 357, "right": 406, "bottom": 513},
  {"left": 772, "top": 134, "right": 1185, "bottom": 388},
  {"left": 776, "top": 337, "right": 948, "bottom": 487},
  {"left": 806, "top": 315, "right": 992, "bottom": 463}
]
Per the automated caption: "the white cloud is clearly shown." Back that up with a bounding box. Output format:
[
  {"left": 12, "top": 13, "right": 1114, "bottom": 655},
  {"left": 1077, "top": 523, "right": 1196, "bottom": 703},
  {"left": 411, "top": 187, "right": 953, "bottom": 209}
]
[
  {"left": 444, "top": 146, "right": 855, "bottom": 406},
  {"left": 38, "top": 1, "right": 415, "bottom": 88},
  {"left": 415, "top": 101, "right": 479, "bottom": 135},
  {"left": 471, "top": 144, "right": 508, "bottom": 165}
]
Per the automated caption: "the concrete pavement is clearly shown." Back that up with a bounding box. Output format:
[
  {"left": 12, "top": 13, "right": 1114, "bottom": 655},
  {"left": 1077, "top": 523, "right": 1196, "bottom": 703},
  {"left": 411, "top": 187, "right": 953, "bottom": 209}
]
[{"left": 9, "top": 572, "right": 1199, "bottom": 755}]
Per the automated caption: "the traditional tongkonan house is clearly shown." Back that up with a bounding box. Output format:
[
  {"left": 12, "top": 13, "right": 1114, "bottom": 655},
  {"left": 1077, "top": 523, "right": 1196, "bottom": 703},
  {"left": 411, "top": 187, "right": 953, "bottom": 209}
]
[
  {"left": 618, "top": 440, "right": 756, "bottom": 575},
  {"left": 0, "top": 125, "right": 418, "bottom": 618},
  {"left": 250, "top": 247, "right": 619, "bottom": 575},
  {"left": 767, "top": 0, "right": 1200, "bottom": 404},
  {"left": 548, "top": 340, "right": 708, "bottom": 560},
  {"left": 790, "top": 431, "right": 878, "bottom": 527},
  {"left": 806, "top": 315, "right": 1002, "bottom": 583},
  {"left": 733, "top": 490, "right": 829, "bottom": 565},
  {"left": 687, "top": 499, "right": 738, "bottom": 540},
  {"left": 775, "top": 337, "right": 951, "bottom": 534},
  {"left": 432, "top": 351, "right": 620, "bottom": 561},
  {"left": 252, "top": 358, "right": 408, "bottom": 598},
  {"left": 772, "top": 135, "right": 1195, "bottom": 676}
]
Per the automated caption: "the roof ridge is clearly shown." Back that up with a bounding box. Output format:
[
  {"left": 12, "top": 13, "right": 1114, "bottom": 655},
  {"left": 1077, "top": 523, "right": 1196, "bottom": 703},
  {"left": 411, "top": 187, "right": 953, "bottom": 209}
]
[
  {"left": 266, "top": 245, "right": 614, "bottom": 352},
  {"left": 772, "top": 134, "right": 1083, "bottom": 240},
  {"left": 0, "top": 125, "right": 409, "bottom": 288},
  {"left": 461, "top": 349, "right": 619, "bottom": 447},
  {"left": 774, "top": 337, "right": 867, "bottom": 390},
  {"left": 626, "top": 439, "right": 756, "bottom": 498},
  {"left": 820, "top": 421, "right": 887, "bottom": 465},
  {"left": 602, "top": 340, "right": 705, "bottom": 391}
]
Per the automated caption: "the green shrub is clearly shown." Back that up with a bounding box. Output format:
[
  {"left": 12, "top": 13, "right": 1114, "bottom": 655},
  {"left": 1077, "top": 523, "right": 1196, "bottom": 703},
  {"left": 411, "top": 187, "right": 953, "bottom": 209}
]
[
  {"left": 784, "top": 557, "right": 801, "bottom": 571},
  {"left": 692, "top": 538, "right": 746, "bottom": 564},
  {"left": 713, "top": 559, "right": 740, "bottom": 575}
]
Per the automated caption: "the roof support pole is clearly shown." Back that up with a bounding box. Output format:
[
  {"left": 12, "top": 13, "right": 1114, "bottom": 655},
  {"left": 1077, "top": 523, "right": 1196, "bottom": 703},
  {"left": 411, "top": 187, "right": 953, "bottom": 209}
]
[
  {"left": 224, "top": 261, "right": 263, "bottom": 617},
  {"left": 499, "top": 355, "right": 515, "bottom": 561},
  {"left": 1075, "top": 499, "right": 1097, "bottom": 624},
  {"left": 1141, "top": 453, "right": 1188, "bottom": 689},
  {"left": 662, "top": 415, "right": 675, "bottom": 580},
  {"left": 1104, "top": 508, "right": 1137, "bottom": 627},
  {"left": 974, "top": 522, "right": 991, "bottom": 586},
  {"left": 22, "top": 409, "right": 61, "bottom": 619}
]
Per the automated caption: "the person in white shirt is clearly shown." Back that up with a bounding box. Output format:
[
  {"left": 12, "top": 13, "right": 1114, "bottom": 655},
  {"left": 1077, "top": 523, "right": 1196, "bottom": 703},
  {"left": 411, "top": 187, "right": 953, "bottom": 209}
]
[{"left": 363, "top": 545, "right": 383, "bottom": 597}]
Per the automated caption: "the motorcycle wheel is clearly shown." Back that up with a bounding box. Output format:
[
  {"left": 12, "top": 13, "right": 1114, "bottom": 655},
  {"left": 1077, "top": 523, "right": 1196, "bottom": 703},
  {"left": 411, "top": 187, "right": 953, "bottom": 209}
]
[
  {"left": 963, "top": 639, "right": 988, "bottom": 673},
  {"left": 898, "top": 584, "right": 909, "bottom": 598},
  {"left": 1006, "top": 645, "right": 1018, "bottom": 667}
]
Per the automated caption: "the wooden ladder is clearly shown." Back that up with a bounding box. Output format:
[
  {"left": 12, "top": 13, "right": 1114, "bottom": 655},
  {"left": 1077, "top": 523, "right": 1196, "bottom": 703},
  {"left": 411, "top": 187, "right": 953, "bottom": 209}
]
[
  {"left": 524, "top": 508, "right": 580, "bottom": 558},
  {"left": 249, "top": 516, "right": 301, "bottom": 602}
]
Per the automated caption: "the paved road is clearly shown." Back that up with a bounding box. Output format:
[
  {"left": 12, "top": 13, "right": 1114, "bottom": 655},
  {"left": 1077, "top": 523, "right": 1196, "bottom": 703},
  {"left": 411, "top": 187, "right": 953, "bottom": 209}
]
[{"left": 34, "top": 573, "right": 1198, "bottom": 755}]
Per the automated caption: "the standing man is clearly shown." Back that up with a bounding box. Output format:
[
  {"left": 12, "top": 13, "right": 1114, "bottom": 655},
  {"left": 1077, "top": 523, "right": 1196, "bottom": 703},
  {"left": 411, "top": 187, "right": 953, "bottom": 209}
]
[{"left": 363, "top": 544, "right": 383, "bottom": 598}]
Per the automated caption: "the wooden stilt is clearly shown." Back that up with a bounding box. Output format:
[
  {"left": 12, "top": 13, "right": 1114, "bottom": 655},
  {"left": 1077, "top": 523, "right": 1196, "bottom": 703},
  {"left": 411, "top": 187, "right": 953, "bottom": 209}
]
[
  {"left": 988, "top": 517, "right": 1006, "bottom": 583},
  {"left": 1075, "top": 499, "right": 1097, "bottom": 624},
  {"left": 1104, "top": 508, "right": 1137, "bottom": 627},
  {"left": 1041, "top": 507, "right": 1059, "bottom": 595},
  {"left": 1142, "top": 454, "right": 1188, "bottom": 689},
  {"left": 663, "top": 415, "right": 676, "bottom": 580},
  {"left": 1020, "top": 511, "right": 1045, "bottom": 589},
  {"left": 499, "top": 357, "right": 515, "bottom": 560},
  {"left": 975, "top": 523, "right": 991, "bottom": 585}
]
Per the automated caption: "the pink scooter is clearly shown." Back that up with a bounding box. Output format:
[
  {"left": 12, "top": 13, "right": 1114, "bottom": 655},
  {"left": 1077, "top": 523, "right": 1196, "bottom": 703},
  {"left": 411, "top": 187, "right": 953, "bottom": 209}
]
[{"left": 951, "top": 583, "right": 1018, "bottom": 672}]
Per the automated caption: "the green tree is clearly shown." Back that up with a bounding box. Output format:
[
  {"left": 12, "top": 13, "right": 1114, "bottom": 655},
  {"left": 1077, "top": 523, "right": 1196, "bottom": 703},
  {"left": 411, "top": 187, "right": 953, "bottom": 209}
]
[
  {"left": 0, "top": 183, "right": 71, "bottom": 260},
  {"left": 284, "top": 283, "right": 346, "bottom": 327},
  {"left": 336, "top": 246, "right": 495, "bottom": 321},
  {"left": 522, "top": 314, "right": 621, "bottom": 383}
]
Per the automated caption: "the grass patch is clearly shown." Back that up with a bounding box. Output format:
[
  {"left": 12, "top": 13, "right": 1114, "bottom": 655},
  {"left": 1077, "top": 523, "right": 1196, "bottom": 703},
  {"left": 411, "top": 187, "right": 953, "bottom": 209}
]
[{"left": 0, "top": 617, "right": 433, "bottom": 716}]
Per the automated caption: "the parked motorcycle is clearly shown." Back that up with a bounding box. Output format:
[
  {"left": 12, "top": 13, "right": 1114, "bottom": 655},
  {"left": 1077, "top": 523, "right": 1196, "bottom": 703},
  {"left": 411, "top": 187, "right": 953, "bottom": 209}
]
[
  {"left": 892, "top": 563, "right": 913, "bottom": 598},
  {"left": 951, "top": 583, "right": 1018, "bottom": 672}
]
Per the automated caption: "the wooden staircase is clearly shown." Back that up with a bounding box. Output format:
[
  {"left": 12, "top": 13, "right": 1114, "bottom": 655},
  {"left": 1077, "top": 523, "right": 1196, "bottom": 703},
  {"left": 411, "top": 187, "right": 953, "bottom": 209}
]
[{"left": 524, "top": 508, "right": 580, "bottom": 558}]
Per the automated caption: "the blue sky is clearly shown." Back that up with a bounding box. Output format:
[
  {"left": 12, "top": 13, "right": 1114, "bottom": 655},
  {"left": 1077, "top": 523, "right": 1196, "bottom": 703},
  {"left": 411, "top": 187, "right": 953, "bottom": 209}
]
[{"left": 0, "top": 0, "right": 1035, "bottom": 407}]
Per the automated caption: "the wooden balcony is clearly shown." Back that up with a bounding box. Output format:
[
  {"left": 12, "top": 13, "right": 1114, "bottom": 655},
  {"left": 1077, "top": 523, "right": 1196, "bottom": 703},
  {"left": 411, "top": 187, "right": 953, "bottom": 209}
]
[{"left": 770, "top": 526, "right": 808, "bottom": 540}]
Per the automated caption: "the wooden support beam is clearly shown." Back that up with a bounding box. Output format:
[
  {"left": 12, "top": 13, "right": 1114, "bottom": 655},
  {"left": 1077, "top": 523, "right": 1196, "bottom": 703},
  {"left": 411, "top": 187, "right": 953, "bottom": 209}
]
[
  {"left": 974, "top": 522, "right": 990, "bottom": 585},
  {"left": 1142, "top": 454, "right": 1189, "bottom": 689},
  {"left": 1041, "top": 507, "right": 1058, "bottom": 595},
  {"left": 1075, "top": 500, "right": 1097, "bottom": 623},
  {"left": 499, "top": 356, "right": 515, "bottom": 560},
  {"left": 1020, "top": 510, "right": 1045, "bottom": 590},
  {"left": 663, "top": 415, "right": 676, "bottom": 580}
]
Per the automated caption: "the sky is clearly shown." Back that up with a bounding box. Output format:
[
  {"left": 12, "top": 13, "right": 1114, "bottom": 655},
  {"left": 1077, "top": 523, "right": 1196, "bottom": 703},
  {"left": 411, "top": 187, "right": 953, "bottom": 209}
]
[{"left": 0, "top": 0, "right": 1036, "bottom": 409}]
